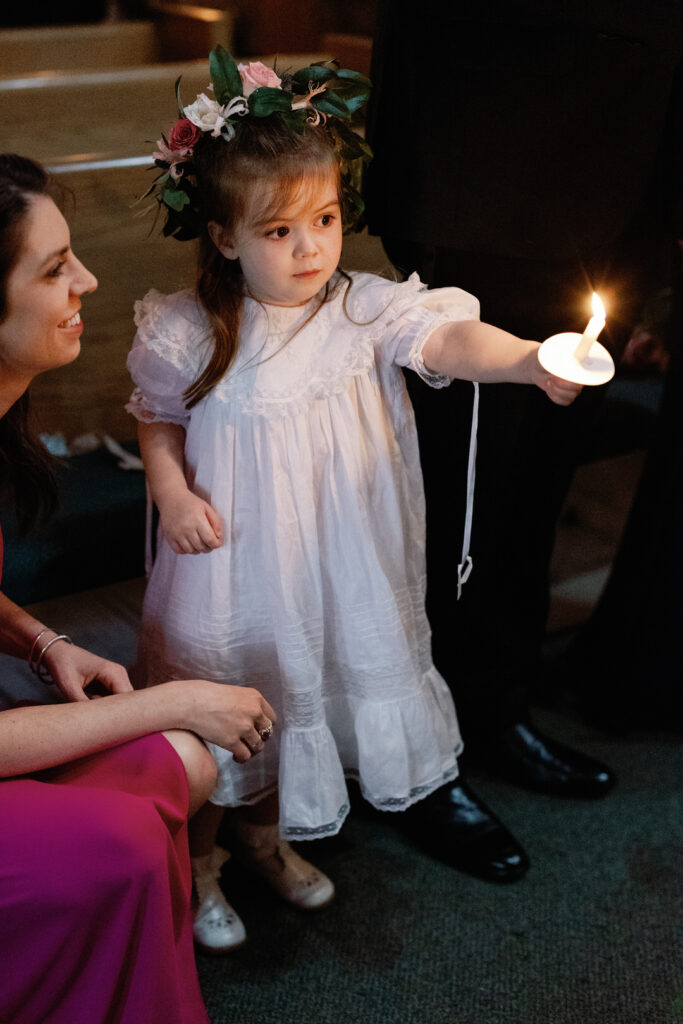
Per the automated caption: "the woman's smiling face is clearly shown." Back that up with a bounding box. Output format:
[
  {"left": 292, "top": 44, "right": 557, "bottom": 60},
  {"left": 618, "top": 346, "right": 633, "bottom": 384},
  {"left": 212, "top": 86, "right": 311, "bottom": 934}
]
[{"left": 0, "top": 193, "right": 97, "bottom": 386}]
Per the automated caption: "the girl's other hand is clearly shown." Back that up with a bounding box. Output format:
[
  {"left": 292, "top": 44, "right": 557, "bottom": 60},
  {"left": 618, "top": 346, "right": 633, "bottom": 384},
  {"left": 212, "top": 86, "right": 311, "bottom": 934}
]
[
  {"left": 159, "top": 491, "right": 224, "bottom": 554},
  {"left": 44, "top": 641, "right": 133, "bottom": 702}
]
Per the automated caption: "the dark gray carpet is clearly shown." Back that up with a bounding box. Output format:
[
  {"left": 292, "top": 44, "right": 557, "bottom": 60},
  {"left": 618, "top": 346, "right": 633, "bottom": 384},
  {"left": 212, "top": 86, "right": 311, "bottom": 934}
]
[{"left": 200, "top": 708, "right": 682, "bottom": 1024}]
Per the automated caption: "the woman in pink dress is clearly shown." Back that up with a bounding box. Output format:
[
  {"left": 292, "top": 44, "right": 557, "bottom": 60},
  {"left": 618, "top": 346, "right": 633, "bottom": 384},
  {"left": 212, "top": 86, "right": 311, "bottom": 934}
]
[{"left": 0, "top": 153, "right": 277, "bottom": 1024}]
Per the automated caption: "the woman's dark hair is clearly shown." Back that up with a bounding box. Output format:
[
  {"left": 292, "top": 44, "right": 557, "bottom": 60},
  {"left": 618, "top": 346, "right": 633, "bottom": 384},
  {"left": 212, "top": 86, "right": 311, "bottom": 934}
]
[
  {"left": 0, "top": 153, "right": 59, "bottom": 532},
  {"left": 187, "top": 118, "right": 343, "bottom": 408}
]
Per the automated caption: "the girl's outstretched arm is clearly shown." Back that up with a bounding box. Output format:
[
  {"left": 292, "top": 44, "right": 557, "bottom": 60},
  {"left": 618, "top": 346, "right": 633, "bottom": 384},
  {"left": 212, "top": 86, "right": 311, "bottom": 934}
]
[
  {"left": 138, "top": 420, "right": 224, "bottom": 554},
  {"left": 422, "top": 321, "right": 582, "bottom": 406},
  {"left": 0, "top": 678, "right": 277, "bottom": 777}
]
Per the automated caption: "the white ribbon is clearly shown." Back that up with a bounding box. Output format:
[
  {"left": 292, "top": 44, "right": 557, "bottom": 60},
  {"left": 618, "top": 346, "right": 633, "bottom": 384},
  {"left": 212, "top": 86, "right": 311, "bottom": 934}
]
[{"left": 456, "top": 381, "right": 479, "bottom": 600}]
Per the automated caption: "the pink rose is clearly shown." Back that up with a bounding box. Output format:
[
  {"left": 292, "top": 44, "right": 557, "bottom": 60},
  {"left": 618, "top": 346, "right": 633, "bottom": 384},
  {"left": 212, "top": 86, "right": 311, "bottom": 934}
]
[
  {"left": 168, "top": 118, "right": 203, "bottom": 151},
  {"left": 238, "top": 61, "right": 282, "bottom": 97},
  {"left": 153, "top": 118, "right": 203, "bottom": 172}
]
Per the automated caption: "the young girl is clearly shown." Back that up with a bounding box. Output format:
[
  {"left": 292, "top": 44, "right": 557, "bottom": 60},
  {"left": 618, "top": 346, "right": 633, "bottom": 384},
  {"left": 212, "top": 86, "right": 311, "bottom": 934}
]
[{"left": 127, "top": 48, "right": 581, "bottom": 953}]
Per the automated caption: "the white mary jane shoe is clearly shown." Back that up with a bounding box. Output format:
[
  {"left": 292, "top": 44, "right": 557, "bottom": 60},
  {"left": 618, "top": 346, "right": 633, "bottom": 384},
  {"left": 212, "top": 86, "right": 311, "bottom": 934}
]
[
  {"left": 229, "top": 820, "right": 335, "bottom": 910},
  {"left": 191, "top": 847, "right": 247, "bottom": 953}
]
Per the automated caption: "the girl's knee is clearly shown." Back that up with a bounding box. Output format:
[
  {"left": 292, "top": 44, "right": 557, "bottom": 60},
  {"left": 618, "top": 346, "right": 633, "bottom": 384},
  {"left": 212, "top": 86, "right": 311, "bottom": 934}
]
[{"left": 163, "top": 730, "right": 217, "bottom": 814}]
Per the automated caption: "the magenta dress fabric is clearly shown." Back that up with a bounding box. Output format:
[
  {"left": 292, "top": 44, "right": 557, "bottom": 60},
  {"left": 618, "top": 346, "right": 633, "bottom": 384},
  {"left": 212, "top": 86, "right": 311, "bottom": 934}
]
[{"left": 0, "top": 531, "right": 210, "bottom": 1024}]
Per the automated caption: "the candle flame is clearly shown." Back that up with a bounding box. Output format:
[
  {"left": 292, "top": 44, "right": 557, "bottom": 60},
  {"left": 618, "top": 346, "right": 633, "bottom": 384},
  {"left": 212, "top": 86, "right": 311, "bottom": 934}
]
[{"left": 591, "top": 292, "right": 606, "bottom": 319}]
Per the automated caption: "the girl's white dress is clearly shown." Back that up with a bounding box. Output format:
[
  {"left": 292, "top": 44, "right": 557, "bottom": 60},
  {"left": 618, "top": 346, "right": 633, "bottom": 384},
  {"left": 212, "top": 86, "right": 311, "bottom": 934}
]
[{"left": 127, "top": 271, "right": 479, "bottom": 840}]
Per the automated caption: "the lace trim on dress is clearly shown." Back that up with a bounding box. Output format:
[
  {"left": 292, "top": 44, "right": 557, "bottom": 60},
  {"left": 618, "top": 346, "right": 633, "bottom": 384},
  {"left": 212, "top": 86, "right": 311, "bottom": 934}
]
[
  {"left": 133, "top": 288, "right": 167, "bottom": 328},
  {"left": 281, "top": 802, "right": 350, "bottom": 838},
  {"left": 213, "top": 348, "right": 375, "bottom": 417},
  {"left": 278, "top": 763, "right": 460, "bottom": 839},
  {"left": 125, "top": 388, "right": 190, "bottom": 426},
  {"left": 212, "top": 273, "right": 450, "bottom": 418},
  {"left": 255, "top": 297, "right": 320, "bottom": 336},
  {"left": 133, "top": 289, "right": 210, "bottom": 374},
  {"left": 344, "top": 274, "right": 454, "bottom": 387},
  {"left": 346, "top": 763, "right": 460, "bottom": 812},
  {"left": 407, "top": 314, "right": 453, "bottom": 389},
  {"left": 345, "top": 271, "right": 426, "bottom": 327},
  {"left": 212, "top": 298, "right": 376, "bottom": 418}
]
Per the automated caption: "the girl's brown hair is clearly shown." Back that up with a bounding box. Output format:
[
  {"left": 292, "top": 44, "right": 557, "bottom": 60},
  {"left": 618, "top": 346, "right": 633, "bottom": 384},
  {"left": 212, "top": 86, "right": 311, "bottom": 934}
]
[{"left": 186, "top": 117, "right": 344, "bottom": 408}]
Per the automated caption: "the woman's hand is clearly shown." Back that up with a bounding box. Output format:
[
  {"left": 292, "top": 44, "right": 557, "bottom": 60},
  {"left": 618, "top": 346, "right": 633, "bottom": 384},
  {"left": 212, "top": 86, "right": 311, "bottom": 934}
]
[
  {"left": 174, "top": 680, "right": 277, "bottom": 764},
  {"left": 43, "top": 640, "right": 133, "bottom": 702},
  {"left": 159, "top": 490, "right": 224, "bottom": 554}
]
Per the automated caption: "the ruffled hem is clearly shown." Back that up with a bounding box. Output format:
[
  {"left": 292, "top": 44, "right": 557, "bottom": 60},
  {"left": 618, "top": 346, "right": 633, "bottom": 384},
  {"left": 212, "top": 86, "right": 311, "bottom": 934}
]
[
  {"left": 206, "top": 667, "right": 462, "bottom": 841},
  {"left": 206, "top": 766, "right": 460, "bottom": 841},
  {"left": 278, "top": 763, "right": 461, "bottom": 842}
]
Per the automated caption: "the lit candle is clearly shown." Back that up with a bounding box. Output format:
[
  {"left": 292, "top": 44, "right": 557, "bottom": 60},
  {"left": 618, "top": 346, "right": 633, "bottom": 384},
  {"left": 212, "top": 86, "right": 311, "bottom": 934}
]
[{"left": 574, "top": 292, "right": 606, "bottom": 363}]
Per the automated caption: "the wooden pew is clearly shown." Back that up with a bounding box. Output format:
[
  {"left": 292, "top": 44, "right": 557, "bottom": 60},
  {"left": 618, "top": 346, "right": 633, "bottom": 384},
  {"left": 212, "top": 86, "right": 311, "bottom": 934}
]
[
  {"left": 1, "top": 55, "right": 331, "bottom": 163},
  {"left": 0, "top": 7, "right": 234, "bottom": 77},
  {"left": 1, "top": 61, "right": 215, "bottom": 164},
  {"left": 320, "top": 33, "right": 373, "bottom": 77},
  {"left": 0, "top": 22, "right": 160, "bottom": 77},
  {"left": 146, "top": 1, "right": 235, "bottom": 64}
]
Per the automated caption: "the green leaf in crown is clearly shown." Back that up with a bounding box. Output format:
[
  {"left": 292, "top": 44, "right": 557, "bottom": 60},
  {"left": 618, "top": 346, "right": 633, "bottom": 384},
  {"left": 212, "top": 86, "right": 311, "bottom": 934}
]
[
  {"left": 336, "top": 69, "right": 372, "bottom": 86},
  {"left": 334, "top": 120, "right": 373, "bottom": 162},
  {"left": 312, "top": 90, "right": 352, "bottom": 119},
  {"left": 209, "top": 45, "right": 243, "bottom": 104},
  {"left": 174, "top": 76, "right": 185, "bottom": 116},
  {"left": 248, "top": 86, "right": 294, "bottom": 118},
  {"left": 291, "top": 64, "right": 336, "bottom": 91},
  {"left": 333, "top": 81, "right": 372, "bottom": 114},
  {"left": 162, "top": 184, "right": 191, "bottom": 211}
]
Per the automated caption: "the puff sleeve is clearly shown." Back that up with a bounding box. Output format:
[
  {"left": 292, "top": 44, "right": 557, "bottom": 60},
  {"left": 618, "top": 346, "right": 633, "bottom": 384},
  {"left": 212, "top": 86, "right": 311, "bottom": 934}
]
[
  {"left": 350, "top": 272, "right": 480, "bottom": 388},
  {"left": 126, "top": 290, "right": 210, "bottom": 428}
]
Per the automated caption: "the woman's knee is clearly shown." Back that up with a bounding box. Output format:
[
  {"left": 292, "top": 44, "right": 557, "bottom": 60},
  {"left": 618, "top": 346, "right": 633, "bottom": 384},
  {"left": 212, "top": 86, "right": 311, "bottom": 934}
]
[{"left": 162, "top": 730, "right": 217, "bottom": 815}]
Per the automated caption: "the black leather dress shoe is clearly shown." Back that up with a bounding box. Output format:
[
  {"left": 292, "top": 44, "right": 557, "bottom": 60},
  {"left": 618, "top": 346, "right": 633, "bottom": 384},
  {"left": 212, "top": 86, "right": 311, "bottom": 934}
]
[
  {"left": 470, "top": 721, "right": 616, "bottom": 799},
  {"left": 401, "top": 780, "right": 530, "bottom": 883}
]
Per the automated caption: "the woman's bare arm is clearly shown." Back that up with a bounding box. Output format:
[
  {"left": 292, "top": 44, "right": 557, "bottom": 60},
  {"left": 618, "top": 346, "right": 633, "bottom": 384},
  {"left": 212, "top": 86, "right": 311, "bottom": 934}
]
[{"left": 0, "top": 678, "right": 276, "bottom": 777}]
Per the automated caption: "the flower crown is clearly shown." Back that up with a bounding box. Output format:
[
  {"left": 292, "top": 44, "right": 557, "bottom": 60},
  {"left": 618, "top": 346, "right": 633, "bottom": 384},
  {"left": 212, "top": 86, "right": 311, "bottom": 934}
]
[{"left": 143, "top": 45, "right": 373, "bottom": 241}]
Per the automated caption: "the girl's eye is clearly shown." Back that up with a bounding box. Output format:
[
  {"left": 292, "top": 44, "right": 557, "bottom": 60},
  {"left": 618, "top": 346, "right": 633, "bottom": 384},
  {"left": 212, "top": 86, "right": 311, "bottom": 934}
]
[
  {"left": 268, "top": 226, "right": 289, "bottom": 239},
  {"left": 319, "top": 214, "right": 335, "bottom": 227},
  {"left": 47, "top": 260, "right": 66, "bottom": 278}
]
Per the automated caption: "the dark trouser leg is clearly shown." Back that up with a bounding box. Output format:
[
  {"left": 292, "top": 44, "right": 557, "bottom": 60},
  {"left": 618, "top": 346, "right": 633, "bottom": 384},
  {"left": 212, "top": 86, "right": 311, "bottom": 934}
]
[
  {"left": 382, "top": 238, "right": 614, "bottom": 802},
  {"left": 383, "top": 238, "right": 606, "bottom": 737},
  {"left": 571, "top": 347, "right": 683, "bottom": 732}
]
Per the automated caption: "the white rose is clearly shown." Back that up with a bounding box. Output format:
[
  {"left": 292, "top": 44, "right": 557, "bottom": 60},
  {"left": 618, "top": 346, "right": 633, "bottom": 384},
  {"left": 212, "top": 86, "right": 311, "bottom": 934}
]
[
  {"left": 184, "top": 92, "right": 249, "bottom": 138},
  {"left": 184, "top": 93, "right": 227, "bottom": 136}
]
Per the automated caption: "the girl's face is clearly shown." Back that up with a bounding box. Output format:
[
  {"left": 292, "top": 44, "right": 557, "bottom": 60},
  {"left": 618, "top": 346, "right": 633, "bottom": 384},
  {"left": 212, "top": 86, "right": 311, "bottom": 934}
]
[
  {"left": 211, "top": 169, "right": 343, "bottom": 307},
  {"left": 0, "top": 194, "right": 97, "bottom": 386}
]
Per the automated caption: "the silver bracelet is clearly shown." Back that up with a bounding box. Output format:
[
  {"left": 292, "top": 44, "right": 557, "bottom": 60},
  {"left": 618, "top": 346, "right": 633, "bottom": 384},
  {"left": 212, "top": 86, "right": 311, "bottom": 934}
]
[
  {"left": 34, "top": 634, "right": 74, "bottom": 683},
  {"left": 27, "top": 627, "right": 51, "bottom": 669}
]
